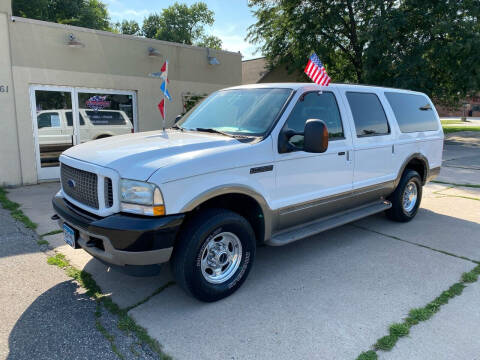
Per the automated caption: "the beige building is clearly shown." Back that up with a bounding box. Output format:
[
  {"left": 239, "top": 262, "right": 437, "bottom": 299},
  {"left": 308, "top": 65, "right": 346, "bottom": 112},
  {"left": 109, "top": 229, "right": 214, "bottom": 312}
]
[
  {"left": 0, "top": 0, "right": 242, "bottom": 186},
  {"left": 242, "top": 57, "right": 304, "bottom": 84}
]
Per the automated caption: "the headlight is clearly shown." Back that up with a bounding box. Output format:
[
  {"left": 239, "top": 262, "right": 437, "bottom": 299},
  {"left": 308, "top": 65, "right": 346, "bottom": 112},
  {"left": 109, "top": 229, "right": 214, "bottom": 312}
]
[{"left": 120, "top": 179, "right": 165, "bottom": 216}]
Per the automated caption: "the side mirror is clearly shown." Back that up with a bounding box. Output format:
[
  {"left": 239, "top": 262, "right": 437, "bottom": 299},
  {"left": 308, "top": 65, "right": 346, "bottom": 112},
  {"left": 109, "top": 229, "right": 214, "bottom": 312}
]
[
  {"left": 304, "top": 119, "right": 328, "bottom": 153},
  {"left": 174, "top": 114, "right": 182, "bottom": 124}
]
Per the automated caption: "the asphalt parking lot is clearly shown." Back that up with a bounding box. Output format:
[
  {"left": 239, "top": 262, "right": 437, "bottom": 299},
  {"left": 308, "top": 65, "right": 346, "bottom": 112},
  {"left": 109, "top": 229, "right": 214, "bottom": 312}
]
[{"left": 1, "top": 131, "right": 479, "bottom": 360}]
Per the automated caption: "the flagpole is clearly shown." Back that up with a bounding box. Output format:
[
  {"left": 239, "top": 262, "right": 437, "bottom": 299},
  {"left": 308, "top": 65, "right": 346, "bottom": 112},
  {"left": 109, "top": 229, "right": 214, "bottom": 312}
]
[{"left": 163, "top": 61, "right": 168, "bottom": 131}]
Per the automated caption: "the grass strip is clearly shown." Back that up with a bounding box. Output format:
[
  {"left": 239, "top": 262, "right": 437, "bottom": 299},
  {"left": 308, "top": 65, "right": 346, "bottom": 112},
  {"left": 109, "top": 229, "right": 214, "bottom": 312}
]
[
  {"left": 442, "top": 126, "right": 480, "bottom": 133},
  {"left": 47, "top": 253, "right": 172, "bottom": 360},
  {"left": 37, "top": 239, "right": 49, "bottom": 245},
  {"left": 356, "top": 264, "right": 480, "bottom": 359},
  {"left": 96, "top": 318, "right": 125, "bottom": 360},
  {"left": 440, "top": 120, "right": 468, "bottom": 125},
  {"left": 41, "top": 229, "right": 63, "bottom": 237},
  {"left": 357, "top": 350, "right": 378, "bottom": 360},
  {"left": 0, "top": 187, "right": 37, "bottom": 230}
]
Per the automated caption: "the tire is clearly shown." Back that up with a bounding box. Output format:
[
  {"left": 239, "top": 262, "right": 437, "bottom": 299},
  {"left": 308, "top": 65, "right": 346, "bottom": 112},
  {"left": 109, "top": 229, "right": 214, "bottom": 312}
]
[
  {"left": 96, "top": 134, "right": 112, "bottom": 140},
  {"left": 386, "top": 169, "right": 422, "bottom": 222},
  {"left": 171, "top": 208, "right": 256, "bottom": 302}
]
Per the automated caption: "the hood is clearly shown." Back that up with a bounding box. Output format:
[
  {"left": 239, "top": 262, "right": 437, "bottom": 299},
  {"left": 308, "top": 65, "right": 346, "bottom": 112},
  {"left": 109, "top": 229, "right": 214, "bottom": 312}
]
[{"left": 62, "top": 130, "right": 247, "bottom": 180}]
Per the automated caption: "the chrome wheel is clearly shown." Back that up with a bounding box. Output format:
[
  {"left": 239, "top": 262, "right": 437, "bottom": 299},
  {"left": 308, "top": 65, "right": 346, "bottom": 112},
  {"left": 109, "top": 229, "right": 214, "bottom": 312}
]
[
  {"left": 402, "top": 181, "right": 418, "bottom": 213},
  {"left": 200, "top": 232, "right": 243, "bottom": 284}
]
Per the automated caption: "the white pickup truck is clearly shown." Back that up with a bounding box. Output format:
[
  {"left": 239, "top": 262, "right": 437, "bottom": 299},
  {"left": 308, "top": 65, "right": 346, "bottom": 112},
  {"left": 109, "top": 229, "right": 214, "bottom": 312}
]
[
  {"left": 52, "top": 83, "right": 443, "bottom": 302},
  {"left": 37, "top": 109, "right": 133, "bottom": 146}
]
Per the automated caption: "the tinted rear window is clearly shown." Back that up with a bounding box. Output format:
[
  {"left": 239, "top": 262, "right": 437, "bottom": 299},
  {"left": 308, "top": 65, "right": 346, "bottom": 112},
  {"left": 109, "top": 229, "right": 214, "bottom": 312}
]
[
  {"left": 385, "top": 92, "right": 438, "bottom": 132},
  {"left": 346, "top": 92, "right": 390, "bottom": 137},
  {"left": 85, "top": 111, "right": 127, "bottom": 125},
  {"left": 65, "top": 112, "right": 85, "bottom": 126}
]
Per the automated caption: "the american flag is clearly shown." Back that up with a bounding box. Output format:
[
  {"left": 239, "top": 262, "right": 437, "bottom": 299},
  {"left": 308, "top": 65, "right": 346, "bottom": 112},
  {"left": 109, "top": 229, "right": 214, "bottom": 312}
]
[{"left": 304, "top": 53, "right": 331, "bottom": 86}]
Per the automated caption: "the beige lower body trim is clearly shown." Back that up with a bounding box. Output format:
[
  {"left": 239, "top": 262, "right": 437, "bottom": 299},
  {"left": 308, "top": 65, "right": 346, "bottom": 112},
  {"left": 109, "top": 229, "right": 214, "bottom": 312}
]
[{"left": 79, "top": 237, "right": 173, "bottom": 266}]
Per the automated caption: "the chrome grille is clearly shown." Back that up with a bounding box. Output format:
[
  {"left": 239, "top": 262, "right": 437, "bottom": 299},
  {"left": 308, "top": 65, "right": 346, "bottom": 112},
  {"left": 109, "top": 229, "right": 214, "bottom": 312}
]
[
  {"left": 104, "top": 177, "right": 113, "bottom": 208},
  {"left": 61, "top": 164, "right": 99, "bottom": 209}
]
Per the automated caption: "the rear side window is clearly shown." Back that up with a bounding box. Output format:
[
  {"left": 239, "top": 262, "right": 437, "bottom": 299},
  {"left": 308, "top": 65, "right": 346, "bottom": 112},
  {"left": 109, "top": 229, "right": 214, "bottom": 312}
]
[
  {"left": 65, "top": 112, "right": 86, "bottom": 126},
  {"left": 85, "top": 111, "right": 127, "bottom": 125},
  {"left": 385, "top": 92, "right": 438, "bottom": 132},
  {"left": 346, "top": 92, "right": 390, "bottom": 137}
]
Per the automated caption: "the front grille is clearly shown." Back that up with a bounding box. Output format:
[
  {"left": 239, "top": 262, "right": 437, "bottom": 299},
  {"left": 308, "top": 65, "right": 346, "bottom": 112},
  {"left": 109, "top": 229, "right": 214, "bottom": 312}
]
[
  {"left": 104, "top": 177, "right": 113, "bottom": 208},
  {"left": 61, "top": 164, "right": 99, "bottom": 209}
]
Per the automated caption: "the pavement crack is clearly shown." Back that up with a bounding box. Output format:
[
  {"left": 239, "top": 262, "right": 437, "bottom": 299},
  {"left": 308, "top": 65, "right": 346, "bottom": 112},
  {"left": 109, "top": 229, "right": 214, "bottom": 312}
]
[
  {"left": 352, "top": 224, "right": 479, "bottom": 264},
  {"left": 431, "top": 180, "right": 480, "bottom": 188},
  {"left": 124, "top": 281, "right": 176, "bottom": 313}
]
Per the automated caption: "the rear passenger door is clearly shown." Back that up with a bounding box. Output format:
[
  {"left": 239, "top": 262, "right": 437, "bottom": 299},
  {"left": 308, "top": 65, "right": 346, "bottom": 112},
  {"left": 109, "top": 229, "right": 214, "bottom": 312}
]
[{"left": 342, "top": 91, "right": 396, "bottom": 191}]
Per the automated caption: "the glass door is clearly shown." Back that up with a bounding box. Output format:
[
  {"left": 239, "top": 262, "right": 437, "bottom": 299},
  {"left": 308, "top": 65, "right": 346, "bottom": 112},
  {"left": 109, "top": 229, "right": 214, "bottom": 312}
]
[
  {"left": 30, "top": 85, "right": 76, "bottom": 180},
  {"left": 31, "top": 86, "right": 137, "bottom": 181}
]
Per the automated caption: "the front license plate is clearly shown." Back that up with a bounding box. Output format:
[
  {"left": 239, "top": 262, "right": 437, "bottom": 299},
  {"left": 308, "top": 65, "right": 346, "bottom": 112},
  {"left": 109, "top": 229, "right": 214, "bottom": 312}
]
[{"left": 63, "top": 223, "right": 76, "bottom": 248}]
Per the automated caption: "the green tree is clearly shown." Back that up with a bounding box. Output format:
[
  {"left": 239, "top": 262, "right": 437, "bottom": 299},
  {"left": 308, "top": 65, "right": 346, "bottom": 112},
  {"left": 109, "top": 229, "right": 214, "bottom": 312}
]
[
  {"left": 12, "top": 0, "right": 111, "bottom": 31},
  {"left": 114, "top": 19, "right": 141, "bottom": 35},
  {"left": 248, "top": 0, "right": 480, "bottom": 106},
  {"left": 141, "top": 2, "right": 222, "bottom": 49},
  {"left": 365, "top": 0, "right": 480, "bottom": 106},
  {"left": 196, "top": 35, "right": 223, "bottom": 50}
]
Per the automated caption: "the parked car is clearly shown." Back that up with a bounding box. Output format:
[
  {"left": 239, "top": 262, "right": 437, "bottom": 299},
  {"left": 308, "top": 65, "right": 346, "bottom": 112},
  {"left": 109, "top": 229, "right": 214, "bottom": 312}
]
[
  {"left": 52, "top": 83, "right": 443, "bottom": 302},
  {"left": 37, "top": 109, "right": 133, "bottom": 147}
]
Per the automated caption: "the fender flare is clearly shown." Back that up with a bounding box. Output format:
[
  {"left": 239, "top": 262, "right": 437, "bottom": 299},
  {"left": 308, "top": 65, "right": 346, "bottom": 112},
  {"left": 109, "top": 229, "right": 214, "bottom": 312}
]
[
  {"left": 180, "top": 184, "right": 273, "bottom": 242},
  {"left": 394, "top": 153, "right": 430, "bottom": 187}
]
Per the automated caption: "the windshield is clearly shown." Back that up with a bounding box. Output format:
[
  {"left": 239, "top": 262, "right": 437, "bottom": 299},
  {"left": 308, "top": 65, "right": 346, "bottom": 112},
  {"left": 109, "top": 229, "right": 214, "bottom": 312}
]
[{"left": 177, "top": 88, "right": 293, "bottom": 136}]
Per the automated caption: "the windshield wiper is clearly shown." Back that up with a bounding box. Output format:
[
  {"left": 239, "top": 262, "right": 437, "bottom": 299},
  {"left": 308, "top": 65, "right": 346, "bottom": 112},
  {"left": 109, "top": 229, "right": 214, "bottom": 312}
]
[
  {"left": 193, "top": 127, "right": 239, "bottom": 138},
  {"left": 171, "top": 124, "right": 183, "bottom": 131}
]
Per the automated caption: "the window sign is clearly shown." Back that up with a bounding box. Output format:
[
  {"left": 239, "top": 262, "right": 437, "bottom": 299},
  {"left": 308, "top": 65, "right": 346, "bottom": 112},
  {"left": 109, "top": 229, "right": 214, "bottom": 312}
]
[
  {"left": 86, "top": 95, "right": 111, "bottom": 111},
  {"left": 50, "top": 114, "right": 61, "bottom": 127}
]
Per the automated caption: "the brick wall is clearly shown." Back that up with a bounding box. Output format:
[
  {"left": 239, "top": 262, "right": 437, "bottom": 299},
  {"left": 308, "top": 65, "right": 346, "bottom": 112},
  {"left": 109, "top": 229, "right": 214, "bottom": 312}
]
[{"left": 436, "top": 94, "right": 480, "bottom": 117}]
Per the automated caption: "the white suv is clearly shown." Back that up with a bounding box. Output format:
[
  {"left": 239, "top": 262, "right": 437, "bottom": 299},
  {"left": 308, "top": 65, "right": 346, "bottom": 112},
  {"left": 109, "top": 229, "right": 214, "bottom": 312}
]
[{"left": 52, "top": 83, "right": 443, "bottom": 302}]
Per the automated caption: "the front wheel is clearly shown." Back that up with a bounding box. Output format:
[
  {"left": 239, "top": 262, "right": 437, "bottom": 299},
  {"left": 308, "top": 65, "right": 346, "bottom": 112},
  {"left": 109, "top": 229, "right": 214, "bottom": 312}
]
[
  {"left": 171, "top": 208, "right": 256, "bottom": 302},
  {"left": 386, "top": 169, "right": 423, "bottom": 222}
]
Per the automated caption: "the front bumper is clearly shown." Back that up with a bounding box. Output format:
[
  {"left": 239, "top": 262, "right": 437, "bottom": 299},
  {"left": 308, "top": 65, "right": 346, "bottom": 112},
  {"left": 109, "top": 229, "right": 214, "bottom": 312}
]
[{"left": 52, "top": 195, "right": 184, "bottom": 267}]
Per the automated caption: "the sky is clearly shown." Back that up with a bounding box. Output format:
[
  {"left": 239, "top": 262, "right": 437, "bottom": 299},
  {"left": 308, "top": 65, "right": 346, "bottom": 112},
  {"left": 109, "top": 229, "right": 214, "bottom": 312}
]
[{"left": 105, "top": 0, "right": 261, "bottom": 60}]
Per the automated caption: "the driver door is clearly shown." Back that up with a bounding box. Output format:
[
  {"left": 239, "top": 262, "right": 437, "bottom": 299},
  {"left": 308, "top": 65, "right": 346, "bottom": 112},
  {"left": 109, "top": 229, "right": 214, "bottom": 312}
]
[{"left": 273, "top": 89, "right": 354, "bottom": 231}]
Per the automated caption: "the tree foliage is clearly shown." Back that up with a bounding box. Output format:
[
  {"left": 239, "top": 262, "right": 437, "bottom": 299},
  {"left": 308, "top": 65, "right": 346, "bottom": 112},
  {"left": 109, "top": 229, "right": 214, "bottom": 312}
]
[
  {"left": 12, "top": 0, "right": 111, "bottom": 31},
  {"left": 248, "top": 0, "right": 480, "bottom": 106},
  {"left": 196, "top": 35, "right": 223, "bottom": 49},
  {"left": 141, "top": 2, "right": 222, "bottom": 49},
  {"left": 114, "top": 19, "right": 141, "bottom": 36},
  {"left": 13, "top": 0, "right": 223, "bottom": 50}
]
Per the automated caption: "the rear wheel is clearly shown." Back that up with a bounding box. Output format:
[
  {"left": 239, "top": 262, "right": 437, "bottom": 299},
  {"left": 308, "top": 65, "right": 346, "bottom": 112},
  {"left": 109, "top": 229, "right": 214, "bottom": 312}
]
[
  {"left": 171, "top": 208, "right": 256, "bottom": 302},
  {"left": 386, "top": 169, "right": 422, "bottom": 222}
]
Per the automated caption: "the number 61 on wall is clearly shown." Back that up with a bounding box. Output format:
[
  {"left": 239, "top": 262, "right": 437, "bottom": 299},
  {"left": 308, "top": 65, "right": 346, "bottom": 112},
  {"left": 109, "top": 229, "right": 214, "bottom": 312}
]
[{"left": 0, "top": 85, "right": 9, "bottom": 93}]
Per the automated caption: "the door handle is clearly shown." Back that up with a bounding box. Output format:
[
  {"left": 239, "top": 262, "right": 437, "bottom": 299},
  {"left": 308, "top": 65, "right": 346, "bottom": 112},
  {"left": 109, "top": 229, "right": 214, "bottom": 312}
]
[{"left": 338, "top": 151, "right": 346, "bottom": 156}]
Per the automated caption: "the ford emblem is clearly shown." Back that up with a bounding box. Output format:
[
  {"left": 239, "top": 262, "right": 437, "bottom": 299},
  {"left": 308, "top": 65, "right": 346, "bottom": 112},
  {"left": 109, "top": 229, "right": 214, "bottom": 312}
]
[{"left": 67, "top": 179, "right": 76, "bottom": 189}]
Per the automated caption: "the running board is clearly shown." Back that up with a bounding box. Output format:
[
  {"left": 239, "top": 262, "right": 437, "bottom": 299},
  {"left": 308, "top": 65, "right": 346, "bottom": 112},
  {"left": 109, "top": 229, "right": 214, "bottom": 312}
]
[{"left": 267, "top": 200, "right": 392, "bottom": 246}]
